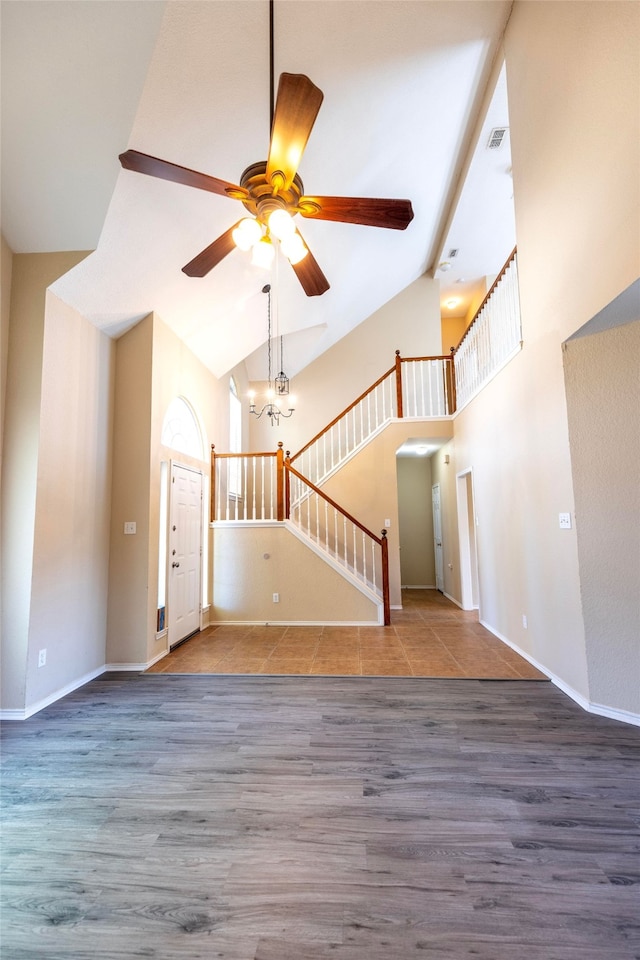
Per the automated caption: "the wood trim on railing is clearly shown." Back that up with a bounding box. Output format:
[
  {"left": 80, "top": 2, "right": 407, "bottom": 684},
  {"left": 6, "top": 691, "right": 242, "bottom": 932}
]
[
  {"left": 399, "top": 354, "right": 455, "bottom": 362},
  {"left": 286, "top": 462, "right": 390, "bottom": 625},
  {"left": 452, "top": 246, "right": 517, "bottom": 355},
  {"left": 285, "top": 451, "right": 291, "bottom": 519},
  {"left": 446, "top": 350, "right": 456, "bottom": 413},
  {"left": 276, "top": 442, "right": 284, "bottom": 521},
  {"left": 395, "top": 350, "right": 403, "bottom": 419},
  {"left": 210, "top": 444, "right": 216, "bottom": 524},
  {"left": 212, "top": 451, "right": 277, "bottom": 459},
  {"left": 291, "top": 364, "right": 396, "bottom": 462},
  {"left": 380, "top": 531, "right": 390, "bottom": 626},
  {"left": 285, "top": 462, "right": 384, "bottom": 546}
]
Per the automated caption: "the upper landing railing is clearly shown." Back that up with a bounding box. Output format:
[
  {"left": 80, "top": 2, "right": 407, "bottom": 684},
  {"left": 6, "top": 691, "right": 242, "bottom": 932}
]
[
  {"left": 290, "top": 351, "right": 455, "bottom": 488},
  {"left": 291, "top": 248, "right": 520, "bottom": 485},
  {"left": 453, "top": 248, "right": 521, "bottom": 410}
]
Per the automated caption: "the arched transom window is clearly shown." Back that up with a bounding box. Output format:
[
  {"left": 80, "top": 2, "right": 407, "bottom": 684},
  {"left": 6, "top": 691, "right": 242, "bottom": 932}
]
[{"left": 161, "top": 396, "right": 204, "bottom": 460}]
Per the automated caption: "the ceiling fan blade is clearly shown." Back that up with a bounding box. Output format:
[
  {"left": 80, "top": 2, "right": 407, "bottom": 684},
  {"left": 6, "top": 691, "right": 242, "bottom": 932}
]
[
  {"left": 120, "top": 150, "right": 246, "bottom": 200},
  {"left": 266, "top": 74, "right": 324, "bottom": 192},
  {"left": 298, "top": 196, "right": 414, "bottom": 230},
  {"left": 182, "top": 223, "right": 240, "bottom": 277},
  {"left": 290, "top": 240, "right": 330, "bottom": 297}
]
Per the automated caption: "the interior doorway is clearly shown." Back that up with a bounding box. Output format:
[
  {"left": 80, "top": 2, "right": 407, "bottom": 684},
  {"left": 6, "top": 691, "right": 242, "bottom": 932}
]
[
  {"left": 432, "top": 483, "right": 444, "bottom": 592},
  {"left": 168, "top": 462, "right": 203, "bottom": 648},
  {"left": 456, "top": 469, "right": 479, "bottom": 611}
]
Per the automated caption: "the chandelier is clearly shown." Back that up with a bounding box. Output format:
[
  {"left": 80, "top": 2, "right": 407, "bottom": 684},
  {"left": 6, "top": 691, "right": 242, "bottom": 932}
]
[{"left": 249, "top": 283, "right": 295, "bottom": 426}]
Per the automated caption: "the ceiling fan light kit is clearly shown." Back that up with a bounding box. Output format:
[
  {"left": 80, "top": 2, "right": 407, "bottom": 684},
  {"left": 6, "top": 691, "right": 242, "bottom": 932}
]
[{"left": 119, "top": 69, "right": 414, "bottom": 296}]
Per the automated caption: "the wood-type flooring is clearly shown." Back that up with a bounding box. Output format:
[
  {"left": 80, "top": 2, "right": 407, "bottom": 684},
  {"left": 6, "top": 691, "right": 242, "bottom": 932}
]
[
  {"left": 148, "top": 590, "right": 547, "bottom": 680},
  {"left": 2, "top": 673, "right": 639, "bottom": 959}
]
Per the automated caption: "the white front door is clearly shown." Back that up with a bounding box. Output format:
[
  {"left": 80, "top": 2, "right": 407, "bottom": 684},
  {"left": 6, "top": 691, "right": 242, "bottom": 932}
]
[
  {"left": 168, "top": 462, "right": 203, "bottom": 648},
  {"left": 432, "top": 483, "right": 444, "bottom": 592}
]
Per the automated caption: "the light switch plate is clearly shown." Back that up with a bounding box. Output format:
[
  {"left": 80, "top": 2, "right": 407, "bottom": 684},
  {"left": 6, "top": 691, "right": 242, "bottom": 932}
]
[
  {"left": 559, "top": 512, "right": 572, "bottom": 529},
  {"left": 124, "top": 521, "right": 136, "bottom": 535}
]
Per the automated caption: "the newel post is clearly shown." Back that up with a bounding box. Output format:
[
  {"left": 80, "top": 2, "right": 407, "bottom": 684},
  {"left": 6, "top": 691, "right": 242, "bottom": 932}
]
[
  {"left": 395, "top": 349, "right": 404, "bottom": 418},
  {"left": 276, "top": 441, "right": 285, "bottom": 521},
  {"left": 381, "top": 529, "right": 391, "bottom": 626},
  {"left": 284, "top": 451, "right": 291, "bottom": 520},
  {"left": 210, "top": 444, "right": 216, "bottom": 523},
  {"left": 447, "top": 346, "right": 457, "bottom": 414}
]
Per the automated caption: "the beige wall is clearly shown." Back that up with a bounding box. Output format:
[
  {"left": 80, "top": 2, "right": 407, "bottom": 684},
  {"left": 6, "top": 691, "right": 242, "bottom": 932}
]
[
  {"left": 1, "top": 251, "right": 101, "bottom": 712},
  {"left": 1, "top": 236, "right": 12, "bottom": 479},
  {"left": 211, "top": 523, "right": 380, "bottom": 624},
  {"left": 106, "top": 315, "right": 154, "bottom": 666},
  {"left": 438, "top": 0, "right": 640, "bottom": 708},
  {"left": 249, "top": 275, "right": 442, "bottom": 456},
  {"left": 397, "top": 456, "right": 435, "bottom": 588},
  {"left": 107, "top": 311, "right": 231, "bottom": 666},
  {"left": 27, "top": 292, "right": 115, "bottom": 706},
  {"left": 563, "top": 320, "right": 640, "bottom": 714}
]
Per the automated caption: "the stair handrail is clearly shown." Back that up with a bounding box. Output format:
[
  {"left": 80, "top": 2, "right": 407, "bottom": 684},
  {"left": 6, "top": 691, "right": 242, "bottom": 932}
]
[
  {"left": 285, "top": 458, "right": 390, "bottom": 625},
  {"left": 290, "top": 363, "right": 396, "bottom": 465},
  {"left": 451, "top": 246, "right": 518, "bottom": 355}
]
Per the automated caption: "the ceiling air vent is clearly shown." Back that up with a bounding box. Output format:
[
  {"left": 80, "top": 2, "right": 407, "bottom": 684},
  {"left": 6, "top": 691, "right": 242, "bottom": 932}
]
[
  {"left": 448, "top": 248, "right": 459, "bottom": 259},
  {"left": 487, "top": 126, "right": 508, "bottom": 149}
]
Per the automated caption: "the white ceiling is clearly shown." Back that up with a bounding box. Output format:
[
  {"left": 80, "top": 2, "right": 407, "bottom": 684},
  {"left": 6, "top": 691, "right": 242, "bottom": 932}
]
[{"left": 1, "top": 0, "right": 515, "bottom": 379}]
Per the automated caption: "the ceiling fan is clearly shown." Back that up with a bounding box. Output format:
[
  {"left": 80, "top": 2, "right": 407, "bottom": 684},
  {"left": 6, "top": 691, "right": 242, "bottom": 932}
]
[{"left": 119, "top": 14, "right": 414, "bottom": 297}]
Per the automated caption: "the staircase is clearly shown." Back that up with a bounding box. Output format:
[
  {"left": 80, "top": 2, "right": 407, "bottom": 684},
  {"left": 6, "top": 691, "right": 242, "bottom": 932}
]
[{"left": 210, "top": 248, "right": 521, "bottom": 626}]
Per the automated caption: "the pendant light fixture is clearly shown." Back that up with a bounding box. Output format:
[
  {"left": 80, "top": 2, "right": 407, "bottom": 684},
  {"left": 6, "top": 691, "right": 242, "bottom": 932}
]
[{"left": 249, "top": 283, "right": 295, "bottom": 425}]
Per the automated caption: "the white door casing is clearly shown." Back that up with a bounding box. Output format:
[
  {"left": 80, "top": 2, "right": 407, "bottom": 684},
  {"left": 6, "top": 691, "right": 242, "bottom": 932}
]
[
  {"left": 456, "top": 469, "right": 480, "bottom": 611},
  {"left": 168, "top": 462, "right": 203, "bottom": 647},
  {"left": 432, "top": 483, "right": 444, "bottom": 592}
]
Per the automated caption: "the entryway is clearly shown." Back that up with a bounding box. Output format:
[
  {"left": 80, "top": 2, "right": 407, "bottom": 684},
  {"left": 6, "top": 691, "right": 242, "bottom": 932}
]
[{"left": 168, "top": 462, "right": 203, "bottom": 648}]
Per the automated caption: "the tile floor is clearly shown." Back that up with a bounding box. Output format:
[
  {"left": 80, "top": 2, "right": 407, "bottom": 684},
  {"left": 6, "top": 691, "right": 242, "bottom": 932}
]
[{"left": 147, "top": 589, "right": 547, "bottom": 680}]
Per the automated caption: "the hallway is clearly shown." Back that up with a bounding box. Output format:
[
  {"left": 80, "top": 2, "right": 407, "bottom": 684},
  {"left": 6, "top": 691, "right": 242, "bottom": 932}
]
[{"left": 148, "top": 590, "right": 547, "bottom": 680}]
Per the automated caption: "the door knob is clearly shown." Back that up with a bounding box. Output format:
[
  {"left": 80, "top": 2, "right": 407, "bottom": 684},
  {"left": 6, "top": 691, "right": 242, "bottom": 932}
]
[{"left": 172, "top": 561, "right": 180, "bottom": 568}]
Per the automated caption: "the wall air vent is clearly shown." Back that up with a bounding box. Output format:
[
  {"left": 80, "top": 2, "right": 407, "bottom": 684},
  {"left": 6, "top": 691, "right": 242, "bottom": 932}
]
[{"left": 487, "top": 127, "right": 508, "bottom": 150}]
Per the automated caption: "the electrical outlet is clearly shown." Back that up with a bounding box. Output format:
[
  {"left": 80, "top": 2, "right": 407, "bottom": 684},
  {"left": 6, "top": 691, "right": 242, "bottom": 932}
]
[
  {"left": 38, "top": 648, "right": 47, "bottom": 667},
  {"left": 124, "top": 521, "right": 136, "bottom": 535},
  {"left": 558, "top": 513, "right": 572, "bottom": 529},
  {"left": 272, "top": 593, "right": 279, "bottom": 603}
]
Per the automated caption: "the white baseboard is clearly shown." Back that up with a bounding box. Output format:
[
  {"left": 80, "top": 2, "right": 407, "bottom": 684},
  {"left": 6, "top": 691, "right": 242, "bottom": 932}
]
[
  {"left": 401, "top": 584, "right": 436, "bottom": 590},
  {"left": 104, "top": 662, "right": 148, "bottom": 672},
  {"left": 479, "top": 618, "right": 640, "bottom": 728},
  {"left": 444, "top": 591, "right": 463, "bottom": 609},
  {"left": 0, "top": 665, "right": 105, "bottom": 721},
  {"left": 209, "top": 619, "right": 382, "bottom": 627}
]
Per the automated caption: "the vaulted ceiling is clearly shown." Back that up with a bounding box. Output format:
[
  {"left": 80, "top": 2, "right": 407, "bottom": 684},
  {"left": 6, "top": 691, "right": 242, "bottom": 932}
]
[{"left": 1, "top": 0, "right": 515, "bottom": 379}]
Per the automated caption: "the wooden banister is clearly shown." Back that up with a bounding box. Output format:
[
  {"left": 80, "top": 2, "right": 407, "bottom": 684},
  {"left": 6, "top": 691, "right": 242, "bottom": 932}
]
[
  {"left": 285, "top": 462, "right": 385, "bottom": 546},
  {"left": 453, "top": 247, "right": 517, "bottom": 355},
  {"left": 276, "top": 442, "right": 284, "bottom": 521},
  {"left": 380, "top": 530, "right": 390, "bottom": 626},
  {"left": 210, "top": 444, "right": 216, "bottom": 523},
  {"left": 291, "top": 364, "right": 395, "bottom": 462},
  {"left": 286, "top": 462, "right": 391, "bottom": 625},
  {"left": 395, "top": 350, "right": 403, "bottom": 418}
]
